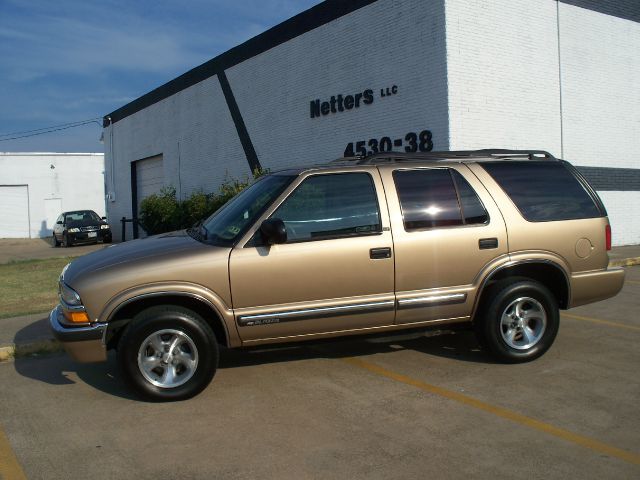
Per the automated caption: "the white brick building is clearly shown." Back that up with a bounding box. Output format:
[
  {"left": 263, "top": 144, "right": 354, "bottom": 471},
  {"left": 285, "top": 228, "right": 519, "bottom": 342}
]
[
  {"left": 103, "top": 0, "right": 639, "bottom": 245},
  {"left": 0, "top": 153, "right": 105, "bottom": 238}
]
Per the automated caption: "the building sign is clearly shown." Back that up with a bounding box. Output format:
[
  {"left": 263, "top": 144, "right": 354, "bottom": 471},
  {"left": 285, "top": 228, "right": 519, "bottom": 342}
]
[
  {"left": 309, "top": 85, "right": 433, "bottom": 157},
  {"left": 343, "top": 130, "right": 433, "bottom": 157},
  {"left": 309, "top": 85, "right": 398, "bottom": 119}
]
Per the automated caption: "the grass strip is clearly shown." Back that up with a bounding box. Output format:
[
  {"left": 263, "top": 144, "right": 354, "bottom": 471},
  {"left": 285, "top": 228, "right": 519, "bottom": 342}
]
[{"left": 0, "top": 257, "right": 72, "bottom": 319}]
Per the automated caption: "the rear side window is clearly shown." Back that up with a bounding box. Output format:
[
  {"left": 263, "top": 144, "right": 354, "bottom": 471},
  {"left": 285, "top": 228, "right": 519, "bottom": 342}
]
[
  {"left": 393, "top": 169, "right": 488, "bottom": 230},
  {"left": 452, "top": 171, "right": 489, "bottom": 225},
  {"left": 482, "top": 161, "right": 602, "bottom": 222}
]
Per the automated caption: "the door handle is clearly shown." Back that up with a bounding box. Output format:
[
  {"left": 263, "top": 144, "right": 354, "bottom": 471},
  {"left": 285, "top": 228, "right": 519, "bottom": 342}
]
[
  {"left": 479, "top": 238, "right": 498, "bottom": 249},
  {"left": 370, "top": 247, "right": 392, "bottom": 259}
]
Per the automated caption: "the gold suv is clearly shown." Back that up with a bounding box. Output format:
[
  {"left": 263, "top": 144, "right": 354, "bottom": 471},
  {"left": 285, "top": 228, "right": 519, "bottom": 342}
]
[{"left": 50, "top": 150, "right": 625, "bottom": 401}]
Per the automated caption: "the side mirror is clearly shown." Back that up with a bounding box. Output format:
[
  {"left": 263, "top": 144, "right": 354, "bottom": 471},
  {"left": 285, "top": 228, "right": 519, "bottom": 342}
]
[
  {"left": 56, "top": 221, "right": 63, "bottom": 225},
  {"left": 260, "top": 218, "right": 287, "bottom": 245},
  {"left": 101, "top": 216, "right": 107, "bottom": 220}
]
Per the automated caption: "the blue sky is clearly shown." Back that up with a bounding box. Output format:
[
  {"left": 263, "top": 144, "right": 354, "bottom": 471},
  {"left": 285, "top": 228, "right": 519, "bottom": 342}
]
[{"left": 0, "top": 0, "right": 322, "bottom": 152}]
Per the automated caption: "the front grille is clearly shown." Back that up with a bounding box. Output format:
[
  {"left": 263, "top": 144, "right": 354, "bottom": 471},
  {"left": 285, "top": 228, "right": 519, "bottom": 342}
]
[{"left": 80, "top": 226, "right": 98, "bottom": 232}]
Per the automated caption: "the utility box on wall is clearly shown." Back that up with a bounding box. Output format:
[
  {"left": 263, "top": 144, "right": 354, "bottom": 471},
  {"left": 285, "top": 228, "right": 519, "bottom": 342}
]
[{"left": 0, "top": 153, "right": 105, "bottom": 238}]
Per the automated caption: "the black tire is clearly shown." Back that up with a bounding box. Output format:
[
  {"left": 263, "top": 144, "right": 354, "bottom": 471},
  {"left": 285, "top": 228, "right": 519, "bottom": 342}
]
[
  {"left": 62, "top": 233, "right": 72, "bottom": 248},
  {"left": 117, "top": 305, "right": 219, "bottom": 401},
  {"left": 474, "top": 278, "right": 559, "bottom": 363},
  {"left": 52, "top": 234, "right": 60, "bottom": 247}
]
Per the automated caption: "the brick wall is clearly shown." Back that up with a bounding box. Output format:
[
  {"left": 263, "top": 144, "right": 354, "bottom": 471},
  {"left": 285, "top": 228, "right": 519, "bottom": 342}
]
[
  {"left": 104, "top": 0, "right": 639, "bottom": 244},
  {"left": 227, "top": 0, "right": 449, "bottom": 170},
  {"left": 444, "top": 0, "right": 562, "bottom": 153},
  {"left": 559, "top": 2, "right": 640, "bottom": 169},
  {"left": 598, "top": 192, "right": 640, "bottom": 246}
]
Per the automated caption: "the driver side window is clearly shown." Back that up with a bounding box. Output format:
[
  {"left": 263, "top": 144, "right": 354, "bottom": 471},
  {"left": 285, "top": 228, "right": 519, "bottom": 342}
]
[{"left": 271, "top": 172, "right": 381, "bottom": 243}]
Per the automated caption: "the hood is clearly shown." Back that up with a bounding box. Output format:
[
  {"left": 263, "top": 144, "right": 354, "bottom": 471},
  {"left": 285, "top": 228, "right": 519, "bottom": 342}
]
[{"left": 64, "top": 230, "right": 203, "bottom": 283}]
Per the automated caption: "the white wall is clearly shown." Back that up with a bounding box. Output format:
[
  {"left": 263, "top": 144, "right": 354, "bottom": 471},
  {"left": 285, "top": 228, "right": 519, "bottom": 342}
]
[
  {"left": 558, "top": 2, "right": 640, "bottom": 168},
  {"left": 445, "top": 0, "right": 562, "bottom": 153},
  {"left": 104, "top": 76, "right": 249, "bottom": 235},
  {"left": 227, "top": 0, "right": 448, "bottom": 170},
  {"left": 105, "top": 0, "right": 450, "bottom": 239},
  {"left": 599, "top": 191, "right": 640, "bottom": 246},
  {"left": 0, "top": 153, "right": 105, "bottom": 238},
  {"left": 104, "top": 0, "right": 639, "bottom": 245}
]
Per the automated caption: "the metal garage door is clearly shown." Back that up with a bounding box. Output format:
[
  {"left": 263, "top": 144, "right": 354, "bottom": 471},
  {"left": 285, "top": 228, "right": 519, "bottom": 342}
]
[
  {"left": 135, "top": 155, "right": 164, "bottom": 213},
  {"left": 0, "top": 185, "right": 30, "bottom": 238},
  {"left": 134, "top": 155, "right": 164, "bottom": 237}
]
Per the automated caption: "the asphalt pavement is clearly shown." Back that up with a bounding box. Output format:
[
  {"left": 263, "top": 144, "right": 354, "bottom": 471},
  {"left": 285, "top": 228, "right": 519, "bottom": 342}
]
[{"left": 0, "top": 266, "right": 638, "bottom": 479}]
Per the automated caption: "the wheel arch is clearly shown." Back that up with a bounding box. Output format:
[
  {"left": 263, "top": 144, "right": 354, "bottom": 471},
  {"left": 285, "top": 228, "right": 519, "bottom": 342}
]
[
  {"left": 104, "top": 293, "right": 231, "bottom": 351},
  {"left": 472, "top": 260, "right": 570, "bottom": 321}
]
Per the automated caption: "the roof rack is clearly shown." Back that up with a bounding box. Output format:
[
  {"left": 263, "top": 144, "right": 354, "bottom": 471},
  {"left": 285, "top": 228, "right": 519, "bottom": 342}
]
[{"left": 330, "top": 149, "right": 557, "bottom": 165}]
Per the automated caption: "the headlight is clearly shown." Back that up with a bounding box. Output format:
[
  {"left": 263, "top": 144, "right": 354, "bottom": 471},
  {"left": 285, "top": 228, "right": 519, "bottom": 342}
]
[
  {"left": 60, "top": 263, "right": 70, "bottom": 280},
  {"left": 68, "top": 227, "right": 80, "bottom": 233},
  {"left": 100, "top": 224, "right": 110, "bottom": 230},
  {"left": 60, "top": 282, "right": 82, "bottom": 306}
]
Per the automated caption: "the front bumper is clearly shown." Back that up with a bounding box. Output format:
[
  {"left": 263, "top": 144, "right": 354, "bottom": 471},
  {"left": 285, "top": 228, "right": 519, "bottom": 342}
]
[
  {"left": 68, "top": 229, "right": 111, "bottom": 244},
  {"left": 49, "top": 305, "right": 107, "bottom": 363}
]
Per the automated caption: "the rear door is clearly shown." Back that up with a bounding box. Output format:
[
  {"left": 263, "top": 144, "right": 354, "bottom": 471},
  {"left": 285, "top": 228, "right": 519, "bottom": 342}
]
[
  {"left": 379, "top": 165, "right": 508, "bottom": 325},
  {"left": 229, "top": 168, "right": 395, "bottom": 344}
]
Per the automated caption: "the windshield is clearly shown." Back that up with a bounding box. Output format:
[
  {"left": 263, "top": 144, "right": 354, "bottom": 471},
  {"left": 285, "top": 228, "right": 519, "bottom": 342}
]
[
  {"left": 65, "top": 210, "right": 102, "bottom": 225},
  {"left": 195, "top": 174, "right": 295, "bottom": 246}
]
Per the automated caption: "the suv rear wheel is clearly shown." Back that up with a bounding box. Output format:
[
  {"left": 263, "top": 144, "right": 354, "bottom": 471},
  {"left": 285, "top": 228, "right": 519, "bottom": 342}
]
[
  {"left": 118, "top": 305, "right": 219, "bottom": 401},
  {"left": 475, "top": 278, "right": 559, "bottom": 363}
]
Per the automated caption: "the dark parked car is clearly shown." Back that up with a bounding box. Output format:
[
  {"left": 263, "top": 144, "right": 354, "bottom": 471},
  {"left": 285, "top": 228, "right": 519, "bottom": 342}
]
[{"left": 52, "top": 210, "right": 112, "bottom": 247}]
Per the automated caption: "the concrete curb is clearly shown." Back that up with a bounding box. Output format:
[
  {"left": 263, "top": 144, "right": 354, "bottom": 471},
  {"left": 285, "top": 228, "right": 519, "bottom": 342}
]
[
  {"left": 609, "top": 257, "right": 640, "bottom": 268},
  {"left": 0, "top": 339, "right": 63, "bottom": 363}
]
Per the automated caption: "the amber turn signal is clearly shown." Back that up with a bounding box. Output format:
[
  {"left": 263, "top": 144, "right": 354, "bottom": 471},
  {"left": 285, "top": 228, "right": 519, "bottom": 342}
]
[{"left": 65, "top": 311, "right": 90, "bottom": 323}]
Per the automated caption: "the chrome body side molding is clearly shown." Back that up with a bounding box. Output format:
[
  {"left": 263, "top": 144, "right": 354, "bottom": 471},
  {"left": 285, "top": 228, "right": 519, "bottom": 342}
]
[
  {"left": 396, "top": 293, "right": 467, "bottom": 309},
  {"left": 238, "top": 300, "right": 395, "bottom": 327}
]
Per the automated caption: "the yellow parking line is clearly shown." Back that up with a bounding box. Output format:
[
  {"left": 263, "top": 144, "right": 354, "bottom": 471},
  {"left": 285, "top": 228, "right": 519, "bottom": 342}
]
[
  {"left": 343, "top": 357, "right": 640, "bottom": 466},
  {"left": 625, "top": 280, "right": 640, "bottom": 285},
  {"left": 0, "top": 424, "right": 27, "bottom": 480},
  {"left": 562, "top": 313, "right": 640, "bottom": 332}
]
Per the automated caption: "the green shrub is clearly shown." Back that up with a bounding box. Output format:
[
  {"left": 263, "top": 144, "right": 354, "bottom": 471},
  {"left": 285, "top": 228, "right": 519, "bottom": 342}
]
[
  {"left": 138, "top": 186, "right": 181, "bottom": 235},
  {"left": 138, "top": 168, "right": 269, "bottom": 236},
  {"left": 180, "top": 190, "right": 214, "bottom": 227}
]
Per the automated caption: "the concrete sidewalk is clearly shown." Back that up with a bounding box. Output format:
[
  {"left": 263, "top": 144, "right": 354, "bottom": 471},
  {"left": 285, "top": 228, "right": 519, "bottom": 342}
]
[
  {"left": 1, "top": 245, "right": 639, "bottom": 362},
  {"left": 608, "top": 244, "right": 640, "bottom": 267}
]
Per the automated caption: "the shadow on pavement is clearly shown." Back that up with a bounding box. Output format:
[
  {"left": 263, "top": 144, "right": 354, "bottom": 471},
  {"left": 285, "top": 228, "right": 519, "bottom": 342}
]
[
  {"left": 220, "top": 329, "right": 494, "bottom": 369},
  {"left": 13, "top": 350, "right": 138, "bottom": 400},
  {"left": 13, "top": 319, "right": 493, "bottom": 402}
]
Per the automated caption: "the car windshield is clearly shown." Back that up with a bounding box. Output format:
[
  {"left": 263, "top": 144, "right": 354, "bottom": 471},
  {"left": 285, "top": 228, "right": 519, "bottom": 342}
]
[
  {"left": 65, "top": 211, "right": 101, "bottom": 226},
  {"left": 194, "top": 174, "right": 296, "bottom": 247}
]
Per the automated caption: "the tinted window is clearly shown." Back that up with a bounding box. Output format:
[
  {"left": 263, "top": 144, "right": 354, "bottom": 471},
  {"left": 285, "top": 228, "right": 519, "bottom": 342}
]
[
  {"left": 65, "top": 211, "right": 101, "bottom": 225},
  {"left": 272, "top": 173, "right": 381, "bottom": 242},
  {"left": 452, "top": 170, "right": 489, "bottom": 225},
  {"left": 482, "top": 161, "right": 602, "bottom": 221},
  {"left": 201, "top": 174, "right": 295, "bottom": 246},
  {"left": 393, "top": 169, "right": 463, "bottom": 230}
]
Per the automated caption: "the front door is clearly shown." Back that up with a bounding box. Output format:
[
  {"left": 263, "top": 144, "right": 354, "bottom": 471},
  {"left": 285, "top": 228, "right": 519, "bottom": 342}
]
[{"left": 229, "top": 169, "right": 395, "bottom": 344}]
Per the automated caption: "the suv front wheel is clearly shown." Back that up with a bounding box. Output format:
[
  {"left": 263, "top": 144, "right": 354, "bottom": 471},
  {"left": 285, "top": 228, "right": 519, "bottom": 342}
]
[
  {"left": 475, "top": 279, "right": 559, "bottom": 363},
  {"left": 118, "top": 305, "right": 219, "bottom": 401}
]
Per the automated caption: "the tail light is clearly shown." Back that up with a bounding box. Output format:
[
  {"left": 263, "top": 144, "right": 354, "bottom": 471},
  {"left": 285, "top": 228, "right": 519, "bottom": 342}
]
[{"left": 605, "top": 224, "right": 612, "bottom": 251}]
